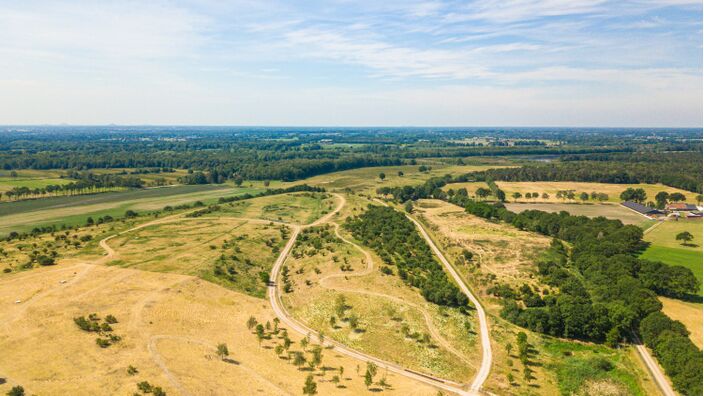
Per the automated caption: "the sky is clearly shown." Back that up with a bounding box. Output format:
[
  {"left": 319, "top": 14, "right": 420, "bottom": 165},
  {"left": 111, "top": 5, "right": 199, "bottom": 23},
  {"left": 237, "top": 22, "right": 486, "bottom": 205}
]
[{"left": 0, "top": 0, "right": 701, "bottom": 127}]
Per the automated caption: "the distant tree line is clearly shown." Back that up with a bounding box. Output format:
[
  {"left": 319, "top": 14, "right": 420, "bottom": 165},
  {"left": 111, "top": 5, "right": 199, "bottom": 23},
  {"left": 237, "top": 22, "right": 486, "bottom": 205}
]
[
  {"left": 344, "top": 205, "right": 468, "bottom": 307},
  {"left": 466, "top": 151, "right": 703, "bottom": 193}
]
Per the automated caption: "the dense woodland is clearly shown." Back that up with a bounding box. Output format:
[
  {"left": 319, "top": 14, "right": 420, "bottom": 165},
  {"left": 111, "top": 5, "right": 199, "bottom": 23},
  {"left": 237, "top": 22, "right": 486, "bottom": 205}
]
[
  {"left": 344, "top": 205, "right": 468, "bottom": 308},
  {"left": 383, "top": 176, "right": 702, "bottom": 396}
]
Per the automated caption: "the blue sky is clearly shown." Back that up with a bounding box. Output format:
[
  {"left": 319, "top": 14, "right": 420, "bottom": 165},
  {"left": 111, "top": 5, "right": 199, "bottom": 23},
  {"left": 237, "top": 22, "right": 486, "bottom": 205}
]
[{"left": 0, "top": 0, "right": 701, "bottom": 126}]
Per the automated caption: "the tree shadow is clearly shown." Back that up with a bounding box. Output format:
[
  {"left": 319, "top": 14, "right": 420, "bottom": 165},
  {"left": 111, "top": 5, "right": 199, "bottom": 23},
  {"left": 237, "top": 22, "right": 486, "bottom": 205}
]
[{"left": 222, "top": 358, "right": 240, "bottom": 365}]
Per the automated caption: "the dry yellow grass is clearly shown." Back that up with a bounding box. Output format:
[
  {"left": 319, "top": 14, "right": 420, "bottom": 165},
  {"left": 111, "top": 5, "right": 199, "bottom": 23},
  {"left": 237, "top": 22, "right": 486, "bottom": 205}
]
[
  {"left": 413, "top": 199, "right": 551, "bottom": 309},
  {"left": 447, "top": 181, "right": 699, "bottom": 204},
  {"left": 105, "top": 218, "right": 287, "bottom": 297},
  {"left": 0, "top": 262, "right": 442, "bottom": 396},
  {"left": 659, "top": 297, "right": 702, "bottom": 348}
]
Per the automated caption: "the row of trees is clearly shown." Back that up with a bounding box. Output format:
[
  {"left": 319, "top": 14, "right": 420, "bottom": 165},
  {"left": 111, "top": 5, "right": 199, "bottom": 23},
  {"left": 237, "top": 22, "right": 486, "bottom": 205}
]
[
  {"left": 1, "top": 171, "right": 143, "bottom": 202},
  {"left": 344, "top": 205, "right": 468, "bottom": 307},
  {"left": 467, "top": 151, "right": 703, "bottom": 193}
]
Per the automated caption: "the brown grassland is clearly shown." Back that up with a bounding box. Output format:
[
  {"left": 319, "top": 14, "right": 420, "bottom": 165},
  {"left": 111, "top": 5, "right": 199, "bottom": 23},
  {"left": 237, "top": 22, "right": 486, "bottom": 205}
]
[
  {"left": 0, "top": 263, "right": 439, "bottom": 395},
  {"left": 447, "top": 181, "right": 699, "bottom": 204}
]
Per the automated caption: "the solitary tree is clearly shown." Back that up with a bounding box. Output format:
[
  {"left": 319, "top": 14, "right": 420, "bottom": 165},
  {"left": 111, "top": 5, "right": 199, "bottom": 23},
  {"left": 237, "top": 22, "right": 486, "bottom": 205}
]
[
  {"left": 378, "top": 172, "right": 386, "bottom": 181},
  {"left": 216, "top": 343, "right": 229, "bottom": 361},
  {"left": 246, "top": 316, "right": 257, "bottom": 331},
  {"left": 303, "top": 374, "right": 317, "bottom": 395},
  {"left": 7, "top": 386, "right": 25, "bottom": 396},
  {"left": 397, "top": 171, "right": 404, "bottom": 177},
  {"left": 404, "top": 201, "right": 413, "bottom": 213},
  {"left": 579, "top": 192, "right": 589, "bottom": 202},
  {"left": 542, "top": 193, "right": 549, "bottom": 199},
  {"left": 364, "top": 369, "right": 373, "bottom": 389},
  {"left": 512, "top": 192, "right": 522, "bottom": 201},
  {"left": 676, "top": 231, "right": 694, "bottom": 246}
]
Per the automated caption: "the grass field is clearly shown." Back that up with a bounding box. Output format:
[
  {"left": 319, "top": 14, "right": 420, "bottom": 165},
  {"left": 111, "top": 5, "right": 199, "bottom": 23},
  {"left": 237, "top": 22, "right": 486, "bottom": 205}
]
[
  {"left": 215, "top": 192, "right": 337, "bottom": 225},
  {"left": 447, "top": 181, "right": 699, "bottom": 204},
  {"left": 0, "top": 168, "right": 76, "bottom": 199},
  {"left": 0, "top": 263, "right": 438, "bottom": 395},
  {"left": 107, "top": 218, "right": 287, "bottom": 297},
  {"left": 0, "top": 185, "right": 264, "bottom": 236},
  {"left": 641, "top": 219, "right": 702, "bottom": 293},
  {"left": 505, "top": 202, "right": 652, "bottom": 226},
  {"left": 659, "top": 297, "right": 702, "bottom": 349},
  {"left": 300, "top": 162, "right": 513, "bottom": 194}
]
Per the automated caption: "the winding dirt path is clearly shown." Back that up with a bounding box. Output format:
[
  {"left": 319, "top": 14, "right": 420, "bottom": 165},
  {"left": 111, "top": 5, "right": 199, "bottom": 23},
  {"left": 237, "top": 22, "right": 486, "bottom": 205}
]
[{"left": 268, "top": 193, "right": 473, "bottom": 395}]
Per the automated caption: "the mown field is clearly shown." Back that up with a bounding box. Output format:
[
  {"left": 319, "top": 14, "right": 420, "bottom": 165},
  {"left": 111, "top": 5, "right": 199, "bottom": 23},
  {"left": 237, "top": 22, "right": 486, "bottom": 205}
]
[
  {"left": 0, "top": 185, "right": 264, "bottom": 236},
  {"left": 641, "top": 219, "right": 702, "bottom": 294},
  {"left": 659, "top": 297, "right": 702, "bottom": 349},
  {"left": 505, "top": 202, "right": 652, "bottom": 226},
  {"left": 447, "top": 181, "right": 699, "bottom": 204}
]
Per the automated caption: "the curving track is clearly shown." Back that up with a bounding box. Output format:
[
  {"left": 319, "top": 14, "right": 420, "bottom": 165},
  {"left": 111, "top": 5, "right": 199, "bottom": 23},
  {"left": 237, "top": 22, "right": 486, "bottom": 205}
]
[{"left": 267, "top": 193, "right": 494, "bottom": 395}]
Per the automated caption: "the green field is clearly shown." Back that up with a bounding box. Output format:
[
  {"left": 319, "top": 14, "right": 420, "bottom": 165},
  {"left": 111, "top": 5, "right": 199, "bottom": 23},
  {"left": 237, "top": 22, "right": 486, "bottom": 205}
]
[
  {"left": 0, "top": 185, "right": 264, "bottom": 236},
  {"left": 641, "top": 219, "right": 702, "bottom": 294},
  {"left": 641, "top": 246, "right": 702, "bottom": 293}
]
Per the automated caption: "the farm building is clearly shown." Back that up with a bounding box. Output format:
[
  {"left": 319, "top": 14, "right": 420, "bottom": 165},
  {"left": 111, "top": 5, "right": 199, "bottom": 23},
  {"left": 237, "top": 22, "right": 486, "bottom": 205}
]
[
  {"left": 621, "top": 201, "right": 664, "bottom": 217},
  {"left": 665, "top": 203, "right": 699, "bottom": 211}
]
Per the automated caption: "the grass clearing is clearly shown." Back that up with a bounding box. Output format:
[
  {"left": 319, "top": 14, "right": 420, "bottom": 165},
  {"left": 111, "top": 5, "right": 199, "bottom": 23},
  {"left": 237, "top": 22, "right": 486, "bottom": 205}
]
[
  {"left": 414, "top": 199, "right": 552, "bottom": 312},
  {"left": 214, "top": 192, "right": 336, "bottom": 225},
  {"left": 107, "top": 218, "right": 287, "bottom": 298},
  {"left": 505, "top": 202, "right": 652, "bottom": 226}
]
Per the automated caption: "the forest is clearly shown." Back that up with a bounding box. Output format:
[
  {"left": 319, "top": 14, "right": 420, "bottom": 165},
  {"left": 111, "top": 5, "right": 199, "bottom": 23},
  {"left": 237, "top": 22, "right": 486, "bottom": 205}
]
[
  {"left": 344, "top": 205, "right": 468, "bottom": 308},
  {"left": 384, "top": 176, "right": 702, "bottom": 396}
]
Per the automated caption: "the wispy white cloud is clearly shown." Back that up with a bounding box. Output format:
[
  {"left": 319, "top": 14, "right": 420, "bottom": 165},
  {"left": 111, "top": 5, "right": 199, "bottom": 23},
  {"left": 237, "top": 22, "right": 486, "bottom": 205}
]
[{"left": 0, "top": 0, "right": 700, "bottom": 126}]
